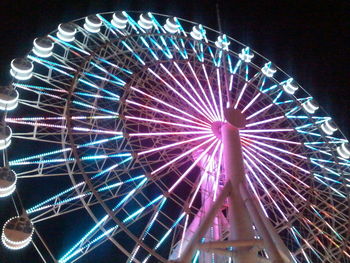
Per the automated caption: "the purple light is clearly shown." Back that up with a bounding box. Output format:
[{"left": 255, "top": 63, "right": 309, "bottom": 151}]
[
  {"left": 168, "top": 138, "right": 218, "bottom": 192},
  {"left": 130, "top": 86, "right": 210, "bottom": 126},
  {"left": 246, "top": 103, "right": 273, "bottom": 120},
  {"left": 246, "top": 115, "right": 285, "bottom": 128},
  {"left": 160, "top": 63, "right": 215, "bottom": 122},
  {"left": 126, "top": 99, "right": 211, "bottom": 128},
  {"left": 138, "top": 134, "right": 213, "bottom": 156},
  {"left": 241, "top": 93, "right": 261, "bottom": 113},
  {"left": 151, "top": 136, "right": 215, "bottom": 175},
  {"left": 174, "top": 62, "right": 217, "bottom": 121},
  {"left": 125, "top": 115, "right": 211, "bottom": 131},
  {"left": 187, "top": 62, "right": 219, "bottom": 120},
  {"left": 240, "top": 133, "right": 301, "bottom": 145}
]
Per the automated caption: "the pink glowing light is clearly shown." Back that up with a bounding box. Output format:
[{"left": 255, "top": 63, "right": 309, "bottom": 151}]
[
  {"left": 202, "top": 64, "right": 221, "bottom": 121},
  {"left": 242, "top": 146, "right": 307, "bottom": 201},
  {"left": 187, "top": 62, "right": 219, "bottom": 120},
  {"left": 130, "top": 86, "right": 210, "bottom": 126},
  {"left": 240, "top": 128, "right": 294, "bottom": 133},
  {"left": 241, "top": 137, "right": 306, "bottom": 160},
  {"left": 160, "top": 63, "right": 215, "bottom": 122},
  {"left": 151, "top": 136, "right": 215, "bottom": 175},
  {"left": 126, "top": 99, "right": 210, "bottom": 128},
  {"left": 174, "top": 62, "right": 217, "bottom": 121},
  {"left": 168, "top": 138, "right": 218, "bottom": 192},
  {"left": 242, "top": 93, "right": 261, "bottom": 113},
  {"left": 240, "top": 133, "right": 301, "bottom": 145},
  {"left": 246, "top": 115, "right": 285, "bottom": 128},
  {"left": 124, "top": 115, "right": 211, "bottom": 131},
  {"left": 137, "top": 134, "right": 213, "bottom": 156},
  {"left": 246, "top": 103, "right": 273, "bottom": 120},
  {"left": 243, "top": 150, "right": 300, "bottom": 213},
  {"left": 148, "top": 68, "right": 213, "bottom": 122}
]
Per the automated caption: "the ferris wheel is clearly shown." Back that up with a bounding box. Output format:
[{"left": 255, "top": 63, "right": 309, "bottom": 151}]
[{"left": 0, "top": 11, "right": 349, "bottom": 263}]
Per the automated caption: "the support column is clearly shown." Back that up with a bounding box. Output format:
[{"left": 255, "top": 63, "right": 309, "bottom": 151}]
[{"left": 222, "top": 117, "right": 257, "bottom": 263}]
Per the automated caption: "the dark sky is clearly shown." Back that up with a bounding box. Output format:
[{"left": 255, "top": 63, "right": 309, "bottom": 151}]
[{"left": 0, "top": 0, "right": 349, "bottom": 262}]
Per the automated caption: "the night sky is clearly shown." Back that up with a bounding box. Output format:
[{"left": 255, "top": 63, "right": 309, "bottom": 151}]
[{"left": 0, "top": 0, "right": 349, "bottom": 262}]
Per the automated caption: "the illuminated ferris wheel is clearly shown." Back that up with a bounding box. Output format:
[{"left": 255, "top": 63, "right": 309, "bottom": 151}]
[{"left": 0, "top": 11, "right": 349, "bottom": 263}]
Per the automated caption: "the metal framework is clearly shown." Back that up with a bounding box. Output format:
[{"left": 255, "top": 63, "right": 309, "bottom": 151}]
[{"left": 0, "top": 11, "right": 349, "bottom": 263}]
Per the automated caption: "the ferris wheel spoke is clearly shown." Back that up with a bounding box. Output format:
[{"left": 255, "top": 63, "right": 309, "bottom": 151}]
[
  {"left": 168, "top": 138, "right": 218, "bottom": 193},
  {"left": 242, "top": 143, "right": 310, "bottom": 189},
  {"left": 289, "top": 226, "right": 319, "bottom": 263},
  {"left": 241, "top": 137, "right": 306, "bottom": 160},
  {"left": 173, "top": 62, "right": 217, "bottom": 121},
  {"left": 243, "top": 158, "right": 289, "bottom": 221},
  {"left": 147, "top": 68, "right": 213, "bottom": 123},
  {"left": 242, "top": 146, "right": 307, "bottom": 201},
  {"left": 59, "top": 177, "right": 148, "bottom": 263},
  {"left": 246, "top": 103, "right": 274, "bottom": 120},
  {"left": 240, "top": 133, "right": 301, "bottom": 145},
  {"left": 242, "top": 150, "right": 300, "bottom": 213},
  {"left": 234, "top": 65, "right": 249, "bottom": 109},
  {"left": 26, "top": 161, "right": 138, "bottom": 216},
  {"left": 186, "top": 62, "right": 220, "bottom": 121},
  {"left": 188, "top": 140, "right": 221, "bottom": 208},
  {"left": 129, "top": 86, "right": 209, "bottom": 126},
  {"left": 124, "top": 115, "right": 211, "bottom": 131},
  {"left": 201, "top": 64, "right": 222, "bottom": 121},
  {"left": 150, "top": 136, "right": 215, "bottom": 176},
  {"left": 245, "top": 115, "right": 285, "bottom": 128},
  {"left": 137, "top": 134, "right": 213, "bottom": 157},
  {"left": 125, "top": 99, "right": 210, "bottom": 128},
  {"left": 127, "top": 197, "right": 167, "bottom": 263},
  {"left": 159, "top": 63, "right": 215, "bottom": 122},
  {"left": 29, "top": 175, "right": 147, "bottom": 223},
  {"left": 241, "top": 92, "right": 261, "bottom": 114},
  {"left": 142, "top": 212, "right": 186, "bottom": 263},
  {"left": 243, "top": 142, "right": 310, "bottom": 174}
]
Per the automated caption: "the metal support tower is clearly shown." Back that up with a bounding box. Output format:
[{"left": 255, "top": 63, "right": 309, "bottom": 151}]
[{"left": 179, "top": 108, "right": 291, "bottom": 263}]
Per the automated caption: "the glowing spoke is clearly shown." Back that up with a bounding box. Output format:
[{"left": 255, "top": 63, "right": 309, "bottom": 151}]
[
  {"left": 6, "top": 119, "right": 122, "bottom": 135},
  {"left": 148, "top": 68, "right": 211, "bottom": 121},
  {"left": 216, "top": 68, "right": 224, "bottom": 120},
  {"left": 130, "top": 86, "right": 210, "bottom": 126},
  {"left": 130, "top": 131, "right": 211, "bottom": 137},
  {"left": 244, "top": 141, "right": 310, "bottom": 174},
  {"left": 234, "top": 65, "right": 249, "bottom": 109},
  {"left": 241, "top": 93, "right": 261, "bottom": 113},
  {"left": 244, "top": 159, "right": 288, "bottom": 221},
  {"left": 126, "top": 99, "right": 210, "bottom": 128},
  {"left": 243, "top": 147, "right": 307, "bottom": 201},
  {"left": 124, "top": 115, "right": 211, "bottom": 131},
  {"left": 28, "top": 175, "right": 146, "bottom": 214},
  {"left": 187, "top": 62, "right": 219, "bottom": 120},
  {"left": 159, "top": 63, "right": 215, "bottom": 122},
  {"left": 240, "top": 133, "right": 301, "bottom": 145},
  {"left": 11, "top": 153, "right": 131, "bottom": 166},
  {"left": 168, "top": 138, "right": 218, "bottom": 192},
  {"left": 242, "top": 137, "right": 306, "bottom": 160},
  {"left": 188, "top": 140, "right": 221, "bottom": 206},
  {"left": 240, "top": 128, "right": 294, "bottom": 133},
  {"left": 243, "top": 144, "right": 310, "bottom": 188},
  {"left": 138, "top": 134, "right": 213, "bottom": 156},
  {"left": 59, "top": 178, "right": 147, "bottom": 262},
  {"left": 151, "top": 136, "right": 215, "bottom": 175},
  {"left": 246, "top": 115, "right": 285, "bottom": 128},
  {"left": 201, "top": 64, "right": 221, "bottom": 120},
  {"left": 173, "top": 62, "right": 217, "bottom": 121},
  {"left": 243, "top": 151, "right": 299, "bottom": 213},
  {"left": 246, "top": 103, "right": 273, "bottom": 120}
]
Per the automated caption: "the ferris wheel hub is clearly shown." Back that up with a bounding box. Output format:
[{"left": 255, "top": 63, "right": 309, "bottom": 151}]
[{"left": 224, "top": 108, "right": 246, "bottom": 129}]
